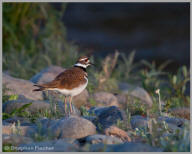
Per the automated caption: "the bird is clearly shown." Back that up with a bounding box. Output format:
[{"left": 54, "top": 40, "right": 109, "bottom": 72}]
[{"left": 33, "top": 56, "right": 93, "bottom": 114}]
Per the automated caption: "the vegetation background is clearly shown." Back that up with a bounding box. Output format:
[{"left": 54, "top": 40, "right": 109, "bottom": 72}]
[{"left": 3, "top": 2, "right": 190, "bottom": 152}]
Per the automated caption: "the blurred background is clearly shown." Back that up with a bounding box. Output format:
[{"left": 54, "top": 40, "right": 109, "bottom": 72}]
[
  {"left": 3, "top": 2, "right": 190, "bottom": 79},
  {"left": 63, "top": 3, "right": 190, "bottom": 71}
]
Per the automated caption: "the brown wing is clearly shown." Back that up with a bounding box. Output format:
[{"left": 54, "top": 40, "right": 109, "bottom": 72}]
[
  {"left": 54, "top": 67, "right": 87, "bottom": 89},
  {"left": 33, "top": 79, "right": 60, "bottom": 91},
  {"left": 34, "top": 67, "right": 87, "bottom": 91}
]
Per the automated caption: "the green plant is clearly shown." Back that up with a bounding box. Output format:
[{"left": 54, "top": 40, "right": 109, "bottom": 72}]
[
  {"left": 139, "top": 60, "right": 170, "bottom": 94},
  {"left": 95, "top": 50, "right": 119, "bottom": 92},
  {"left": 3, "top": 3, "right": 80, "bottom": 79},
  {"left": 161, "top": 65, "right": 190, "bottom": 112},
  {"left": 114, "top": 50, "right": 141, "bottom": 82},
  {"left": 117, "top": 106, "right": 132, "bottom": 131},
  {"left": 125, "top": 95, "right": 147, "bottom": 116},
  {"left": 155, "top": 89, "right": 162, "bottom": 116},
  {"left": 3, "top": 102, "right": 32, "bottom": 120},
  {"left": 2, "top": 85, "right": 19, "bottom": 103},
  {"left": 80, "top": 106, "right": 96, "bottom": 117}
]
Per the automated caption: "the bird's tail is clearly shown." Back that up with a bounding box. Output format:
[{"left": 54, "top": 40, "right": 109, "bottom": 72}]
[{"left": 33, "top": 84, "right": 47, "bottom": 91}]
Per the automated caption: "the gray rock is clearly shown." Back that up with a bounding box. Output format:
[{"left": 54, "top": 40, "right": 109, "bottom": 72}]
[
  {"left": 89, "top": 106, "right": 126, "bottom": 130},
  {"left": 89, "top": 142, "right": 162, "bottom": 152},
  {"left": 82, "top": 116, "right": 98, "bottom": 124},
  {"left": 86, "top": 134, "right": 123, "bottom": 144},
  {"left": 89, "top": 106, "right": 108, "bottom": 116},
  {"left": 3, "top": 116, "right": 33, "bottom": 126},
  {"left": 105, "top": 142, "right": 163, "bottom": 152},
  {"left": 43, "top": 89, "right": 89, "bottom": 109},
  {"left": 36, "top": 118, "right": 60, "bottom": 136},
  {"left": 53, "top": 139, "right": 79, "bottom": 152},
  {"left": 73, "top": 89, "right": 89, "bottom": 109},
  {"left": 30, "top": 66, "right": 65, "bottom": 84},
  {"left": 165, "top": 123, "right": 183, "bottom": 134},
  {"left": 30, "top": 66, "right": 89, "bottom": 109},
  {"left": 50, "top": 116, "right": 96, "bottom": 139},
  {"left": 3, "top": 99, "right": 51, "bottom": 115},
  {"left": 130, "top": 115, "right": 149, "bottom": 129},
  {"left": 118, "top": 82, "right": 153, "bottom": 107},
  {"left": 131, "top": 115, "right": 189, "bottom": 134},
  {"left": 3, "top": 125, "right": 37, "bottom": 137},
  {"left": 157, "top": 116, "right": 189, "bottom": 135},
  {"left": 158, "top": 116, "right": 189, "bottom": 128},
  {"left": 3, "top": 134, "right": 33, "bottom": 146},
  {"left": 3, "top": 121, "right": 11, "bottom": 126},
  {"left": 116, "top": 94, "right": 127, "bottom": 106},
  {"left": 91, "top": 92, "right": 119, "bottom": 107},
  {"left": 57, "top": 101, "right": 81, "bottom": 116},
  {"left": 169, "top": 107, "right": 190, "bottom": 120},
  {"left": 89, "top": 143, "right": 107, "bottom": 152},
  {"left": 18, "top": 139, "right": 79, "bottom": 152},
  {"left": 3, "top": 96, "right": 80, "bottom": 117},
  {"left": 3, "top": 73, "right": 43, "bottom": 100}
]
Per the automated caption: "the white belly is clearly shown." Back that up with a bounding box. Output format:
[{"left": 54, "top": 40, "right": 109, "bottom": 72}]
[{"left": 54, "top": 78, "right": 88, "bottom": 97}]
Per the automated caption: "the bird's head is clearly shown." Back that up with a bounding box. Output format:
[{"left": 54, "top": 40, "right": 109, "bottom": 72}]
[{"left": 74, "top": 56, "right": 94, "bottom": 68}]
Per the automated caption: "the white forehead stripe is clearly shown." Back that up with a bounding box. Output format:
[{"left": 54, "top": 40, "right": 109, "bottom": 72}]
[{"left": 79, "top": 58, "right": 88, "bottom": 61}]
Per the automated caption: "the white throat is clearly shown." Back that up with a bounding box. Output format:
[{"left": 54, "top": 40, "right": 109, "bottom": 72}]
[{"left": 74, "top": 63, "right": 88, "bottom": 68}]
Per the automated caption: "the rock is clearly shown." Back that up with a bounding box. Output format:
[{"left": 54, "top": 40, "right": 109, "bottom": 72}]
[
  {"left": 3, "top": 99, "right": 51, "bottom": 115},
  {"left": 3, "top": 124, "right": 37, "bottom": 137},
  {"left": 18, "top": 139, "right": 79, "bottom": 152},
  {"left": 3, "top": 116, "right": 32, "bottom": 126},
  {"left": 116, "top": 94, "right": 127, "bottom": 107},
  {"left": 30, "top": 66, "right": 89, "bottom": 109},
  {"left": 130, "top": 115, "right": 149, "bottom": 129},
  {"left": 157, "top": 116, "right": 189, "bottom": 128},
  {"left": 90, "top": 106, "right": 126, "bottom": 129},
  {"left": 53, "top": 139, "right": 79, "bottom": 152},
  {"left": 169, "top": 107, "right": 190, "bottom": 120},
  {"left": 82, "top": 116, "right": 98, "bottom": 124},
  {"left": 57, "top": 101, "right": 81, "bottom": 116},
  {"left": 89, "top": 143, "right": 107, "bottom": 152},
  {"left": 30, "top": 66, "right": 65, "bottom": 84},
  {"left": 104, "top": 126, "right": 131, "bottom": 142},
  {"left": 89, "top": 106, "right": 108, "bottom": 116},
  {"left": 91, "top": 92, "right": 119, "bottom": 107},
  {"left": 105, "top": 142, "right": 163, "bottom": 152},
  {"left": 165, "top": 123, "right": 182, "bottom": 134},
  {"left": 3, "top": 73, "right": 43, "bottom": 100},
  {"left": 36, "top": 118, "right": 60, "bottom": 136},
  {"left": 50, "top": 116, "right": 96, "bottom": 139},
  {"left": 118, "top": 82, "right": 153, "bottom": 107},
  {"left": 86, "top": 134, "right": 123, "bottom": 144},
  {"left": 38, "top": 118, "right": 59, "bottom": 128},
  {"left": 3, "top": 134, "right": 33, "bottom": 146},
  {"left": 157, "top": 116, "right": 189, "bottom": 135},
  {"left": 3, "top": 121, "right": 11, "bottom": 126},
  {"left": 131, "top": 115, "right": 189, "bottom": 135},
  {"left": 3, "top": 96, "right": 79, "bottom": 117},
  {"left": 89, "top": 142, "right": 162, "bottom": 152},
  {"left": 43, "top": 90, "right": 89, "bottom": 109},
  {"left": 73, "top": 90, "right": 89, "bottom": 108}
]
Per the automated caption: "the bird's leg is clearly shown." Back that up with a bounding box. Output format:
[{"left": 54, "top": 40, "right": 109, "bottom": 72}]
[
  {"left": 69, "top": 96, "right": 73, "bottom": 114},
  {"left": 64, "top": 96, "right": 67, "bottom": 114}
]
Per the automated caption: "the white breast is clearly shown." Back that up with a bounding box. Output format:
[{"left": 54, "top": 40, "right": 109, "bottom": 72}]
[{"left": 54, "top": 76, "right": 88, "bottom": 97}]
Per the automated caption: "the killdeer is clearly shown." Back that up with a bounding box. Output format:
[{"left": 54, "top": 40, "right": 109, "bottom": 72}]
[{"left": 33, "top": 56, "right": 93, "bottom": 114}]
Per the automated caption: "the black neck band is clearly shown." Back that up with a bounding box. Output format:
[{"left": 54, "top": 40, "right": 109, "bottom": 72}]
[{"left": 74, "top": 65, "right": 87, "bottom": 72}]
